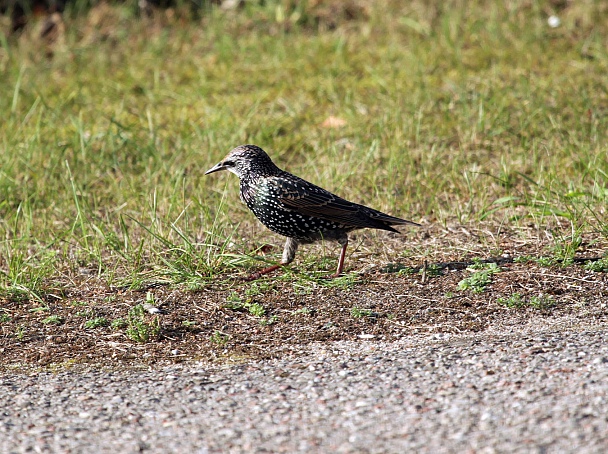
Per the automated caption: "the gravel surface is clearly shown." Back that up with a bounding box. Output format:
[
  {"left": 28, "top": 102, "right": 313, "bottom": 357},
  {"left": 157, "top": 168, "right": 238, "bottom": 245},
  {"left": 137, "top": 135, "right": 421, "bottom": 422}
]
[{"left": 2, "top": 321, "right": 608, "bottom": 453}]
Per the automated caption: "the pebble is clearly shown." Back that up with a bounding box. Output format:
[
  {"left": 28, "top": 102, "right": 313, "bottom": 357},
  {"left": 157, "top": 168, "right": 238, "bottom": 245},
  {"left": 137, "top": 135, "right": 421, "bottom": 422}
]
[{"left": 1, "top": 328, "right": 607, "bottom": 452}]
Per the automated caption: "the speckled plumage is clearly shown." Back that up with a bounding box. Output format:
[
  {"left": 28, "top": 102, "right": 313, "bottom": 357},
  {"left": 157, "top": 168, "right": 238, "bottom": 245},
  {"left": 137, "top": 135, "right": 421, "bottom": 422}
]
[{"left": 205, "top": 144, "right": 419, "bottom": 278}]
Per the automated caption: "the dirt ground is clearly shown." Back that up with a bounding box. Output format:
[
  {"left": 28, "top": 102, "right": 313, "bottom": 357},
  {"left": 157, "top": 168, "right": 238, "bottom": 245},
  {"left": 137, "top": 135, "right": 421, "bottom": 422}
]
[{"left": 1, "top": 225, "right": 607, "bottom": 371}]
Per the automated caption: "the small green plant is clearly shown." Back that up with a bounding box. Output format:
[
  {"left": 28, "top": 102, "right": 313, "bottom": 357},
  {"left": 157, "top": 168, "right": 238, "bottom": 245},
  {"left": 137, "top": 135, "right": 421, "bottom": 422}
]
[
  {"left": 497, "top": 293, "right": 526, "bottom": 308},
  {"left": 41, "top": 315, "right": 63, "bottom": 325},
  {"left": 318, "top": 273, "right": 358, "bottom": 289},
  {"left": 351, "top": 307, "right": 374, "bottom": 318},
  {"left": 29, "top": 306, "right": 49, "bottom": 313},
  {"left": 514, "top": 255, "right": 535, "bottom": 264},
  {"left": 245, "top": 282, "right": 271, "bottom": 298},
  {"left": 70, "top": 301, "right": 88, "bottom": 307},
  {"left": 294, "top": 307, "right": 312, "bottom": 315},
  {"left": 84, "top": 317, "right": 109, "bottom": 329},
  {"left": 124, "top": 278, "right": 146, "bottom": 291},
  {"left": 259, "top": 315, "right": 278, "bottom": 326},
  {"left": 383, "top": 263, "right": 415, "bottom": 274},
  {"left": 292, "top": 284, "right": 313, "bottom": 295},
  {"left": 76, "top": 309, "right": 95, "bottom": 317},
  {"left": 535, "top": 257, "right": 556, "bottom": 267},
  {"left": 529, "top": 295, "right": 555, "bottom": 309},
  {"left": 185, "top": 279, "right": 206, "bottom": 292},
  {"left": 182, "top": 320, "right": 197, "bottom": 327},
  {"left": 458, "top": 262, "right": 501, "bottom": 293},
  {"left": 223, "top": 291, "right": 266, "bottom": 317},
  {"left": 533, "top": 235, "right": 582, "bottom": 268},
  {"left": 584, "top": 258, "right": 608, "bottom": 272},
  {"left": 145, "top": 291, "right": 156, "bottom": 305},
  {"left": 0, "top": 311, "right": 11, "bottom": 323},
  {"left": 458, "top": 272, "right": 492, "bottom": 293},
  {"left": 498, "top": 293, "right": 556, "bottom": 310},
  {"left": 468, "top": 259, "right": 500, "bottom": 271},
  {"left": 126, "top": 304, "right": 160, "bottom": 342},
  {"left": 420, "top": 264, "right": 442, "bottom": 277},
  {"left": 551, "top": 235, "right": 582, "bottom": 263},
  {"left": 397, "top": 267, "right": 417, "bottom": 276},
  {"left": 0, "top": 287, "right": 30, "bottom": 303},
  {"left": 16, "top": 325, "right": 26, "bottom": 340},
  {"left": 111, "top": 318, "right": 127, "bottom": 330},
  {"left": 224, "top": 291, "right": 245, "bottom": 310},
  {"left": 247, "top": 302, "right": 266, "bottom": 317},
  {"left": 210, "top": 330, "right": 229, "bottom": 345}
]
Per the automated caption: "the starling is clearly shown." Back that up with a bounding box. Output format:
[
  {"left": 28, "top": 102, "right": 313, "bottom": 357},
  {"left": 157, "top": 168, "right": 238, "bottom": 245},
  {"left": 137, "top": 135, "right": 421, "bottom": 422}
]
[{"left": 205, "top": 144, "right": 419, "bottom": 279}]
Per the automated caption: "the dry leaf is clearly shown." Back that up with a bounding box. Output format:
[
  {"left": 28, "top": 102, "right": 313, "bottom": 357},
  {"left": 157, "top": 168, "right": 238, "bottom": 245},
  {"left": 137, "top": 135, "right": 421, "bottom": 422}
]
[{"left": 321, "top": 116, "right": 347, "bottom": 128}]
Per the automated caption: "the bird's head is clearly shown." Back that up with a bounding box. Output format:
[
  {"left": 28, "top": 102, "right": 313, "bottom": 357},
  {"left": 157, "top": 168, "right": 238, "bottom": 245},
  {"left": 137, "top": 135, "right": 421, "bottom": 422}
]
[{"left": 205, "top": 144, "right": 280, "bottom": 180}]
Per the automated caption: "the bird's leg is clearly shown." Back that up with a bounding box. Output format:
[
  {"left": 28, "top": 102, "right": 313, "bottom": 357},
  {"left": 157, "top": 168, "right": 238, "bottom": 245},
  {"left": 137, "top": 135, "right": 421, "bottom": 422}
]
[
  {"left": 325, "top": 236, "right": 348, "bottom": 279},
  {"left": 245, "top": 264, "right": 281, "bottom": 281},
  {"left": 246, "top": 237, "right": 299, "bottom": 281}
]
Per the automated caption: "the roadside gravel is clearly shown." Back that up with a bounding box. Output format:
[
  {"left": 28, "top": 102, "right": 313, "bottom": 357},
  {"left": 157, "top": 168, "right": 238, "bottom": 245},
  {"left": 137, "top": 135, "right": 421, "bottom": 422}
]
[{"left": 2, "top": 320, "right": 607, "bottom": 453}]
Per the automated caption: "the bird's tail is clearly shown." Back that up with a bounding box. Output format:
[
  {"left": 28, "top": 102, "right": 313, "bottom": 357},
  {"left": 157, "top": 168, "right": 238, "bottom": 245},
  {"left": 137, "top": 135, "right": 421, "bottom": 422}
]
[{"left": 370, "top": 211, "right": 421, "bottom": 231}]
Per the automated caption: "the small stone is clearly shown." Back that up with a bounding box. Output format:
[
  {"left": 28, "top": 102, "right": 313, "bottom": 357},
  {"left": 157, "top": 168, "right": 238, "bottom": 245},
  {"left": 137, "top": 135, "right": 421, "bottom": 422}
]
[
  {"left": 548, "top": 15, "right": 561, "bottom": 28},
  {"left": 143, "top": 303, "right": 161, "bottom": 314}
]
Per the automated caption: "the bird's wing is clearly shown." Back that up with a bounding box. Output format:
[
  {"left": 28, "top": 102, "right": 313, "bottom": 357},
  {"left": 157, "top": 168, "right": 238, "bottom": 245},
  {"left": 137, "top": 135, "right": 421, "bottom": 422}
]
[{"left": 274, "top": 175, "right": 415, "bottom": 229}]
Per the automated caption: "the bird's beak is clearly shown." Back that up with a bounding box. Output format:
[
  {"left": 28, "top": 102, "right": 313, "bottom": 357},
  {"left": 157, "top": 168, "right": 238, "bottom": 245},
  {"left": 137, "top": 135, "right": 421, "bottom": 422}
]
[{"left": 204, "top": 161, "right": 227, "bottom": 175}]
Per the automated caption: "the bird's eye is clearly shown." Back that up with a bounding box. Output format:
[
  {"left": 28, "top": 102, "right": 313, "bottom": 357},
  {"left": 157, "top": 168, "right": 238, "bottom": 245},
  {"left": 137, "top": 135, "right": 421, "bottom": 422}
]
[{"left": 223, "top": 160, "right": 235, "bottom": 167}]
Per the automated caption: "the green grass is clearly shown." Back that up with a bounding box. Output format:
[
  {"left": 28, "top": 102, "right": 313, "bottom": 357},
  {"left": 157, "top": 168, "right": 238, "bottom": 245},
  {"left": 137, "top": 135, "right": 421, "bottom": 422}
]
[
  {"left": 16, "top": 325, "right": 26, "bottom": 340},
  {"left": 259, "top": 315, "right": 278, "bottom": 326},
  {"left": 224, "top": 290, "right": 267, "bottom": 317},
  {"left": 84, "top": 317, "right": 110, "bottom": 329},
  {"left": 584, "top": 257, "right": 608, "bottom": 272},
  {"left": 111, "top": 318, "right": 127, "bottom": 330},
  {"left": 458, "top": 261, "right": 501, "bottom": 293},
  {"left": 210, "top": 330, "right": 229, "bottom": 345},
  {"left": 421, "top": 264, "right": 443, "bottom": 278},
  {"left": 125, "top": 304, "right": 160, "bottom": 342},
  {"left": 41, "top": 315, "right": 63, "bottom": 325},
  {"left": 498, "top": 293, "right": 556, "bottom": 309},
  {"left": 0, "top": 1, "right": 607, "bottom": 289},
  {"left": 351, "top": 307, "right": 376, "bottom": 319}
]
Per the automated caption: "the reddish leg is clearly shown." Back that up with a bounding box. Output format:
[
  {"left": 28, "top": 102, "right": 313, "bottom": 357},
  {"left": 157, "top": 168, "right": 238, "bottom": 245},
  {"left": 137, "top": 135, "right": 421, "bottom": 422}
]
[
  {"left": 245, "top": 237, "right": 299, "bottom": 281},
  {"left": 325, "top": 238, "right": 348, "bottom": 279},
  {"left": 245, "top": 264, "right": 283, "bottom": 281}
]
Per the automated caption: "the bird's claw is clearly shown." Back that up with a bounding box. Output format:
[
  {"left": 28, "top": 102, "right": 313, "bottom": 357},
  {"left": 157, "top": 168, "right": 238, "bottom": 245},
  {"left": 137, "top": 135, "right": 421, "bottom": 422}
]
[{"left": 244, "top": 272, "right": 261, "bottom": 282}]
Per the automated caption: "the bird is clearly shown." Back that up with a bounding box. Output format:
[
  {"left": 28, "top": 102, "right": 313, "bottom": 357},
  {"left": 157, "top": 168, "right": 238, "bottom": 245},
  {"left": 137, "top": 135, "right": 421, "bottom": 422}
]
[{"left": 205, "top": 144, "right": 419, "bottom": 279}]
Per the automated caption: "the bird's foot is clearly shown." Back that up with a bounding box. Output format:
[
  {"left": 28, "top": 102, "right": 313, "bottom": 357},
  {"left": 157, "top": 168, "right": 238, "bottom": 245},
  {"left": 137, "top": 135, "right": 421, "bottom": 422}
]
[
  {"left": 244, "top": 272, "right": 262, "bottom": 282},
  {"left": 321, "top": 272, "right": 342, "bottom": 280},
  {"left": 244, "top": 264, "right": 283, "bottom": 281}
]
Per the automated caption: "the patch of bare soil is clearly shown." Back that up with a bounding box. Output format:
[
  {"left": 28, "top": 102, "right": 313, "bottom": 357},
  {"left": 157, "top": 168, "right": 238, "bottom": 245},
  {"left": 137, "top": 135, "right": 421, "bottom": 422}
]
[{"left": 1, "top": 226, "right": 607, "bottom": 371}]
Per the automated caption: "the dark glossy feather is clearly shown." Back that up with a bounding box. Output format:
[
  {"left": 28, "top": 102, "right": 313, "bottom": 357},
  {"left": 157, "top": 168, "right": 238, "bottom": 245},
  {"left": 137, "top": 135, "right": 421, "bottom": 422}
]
[{"left": 274, "top": 174, "right": 419, "bottom": 231}]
